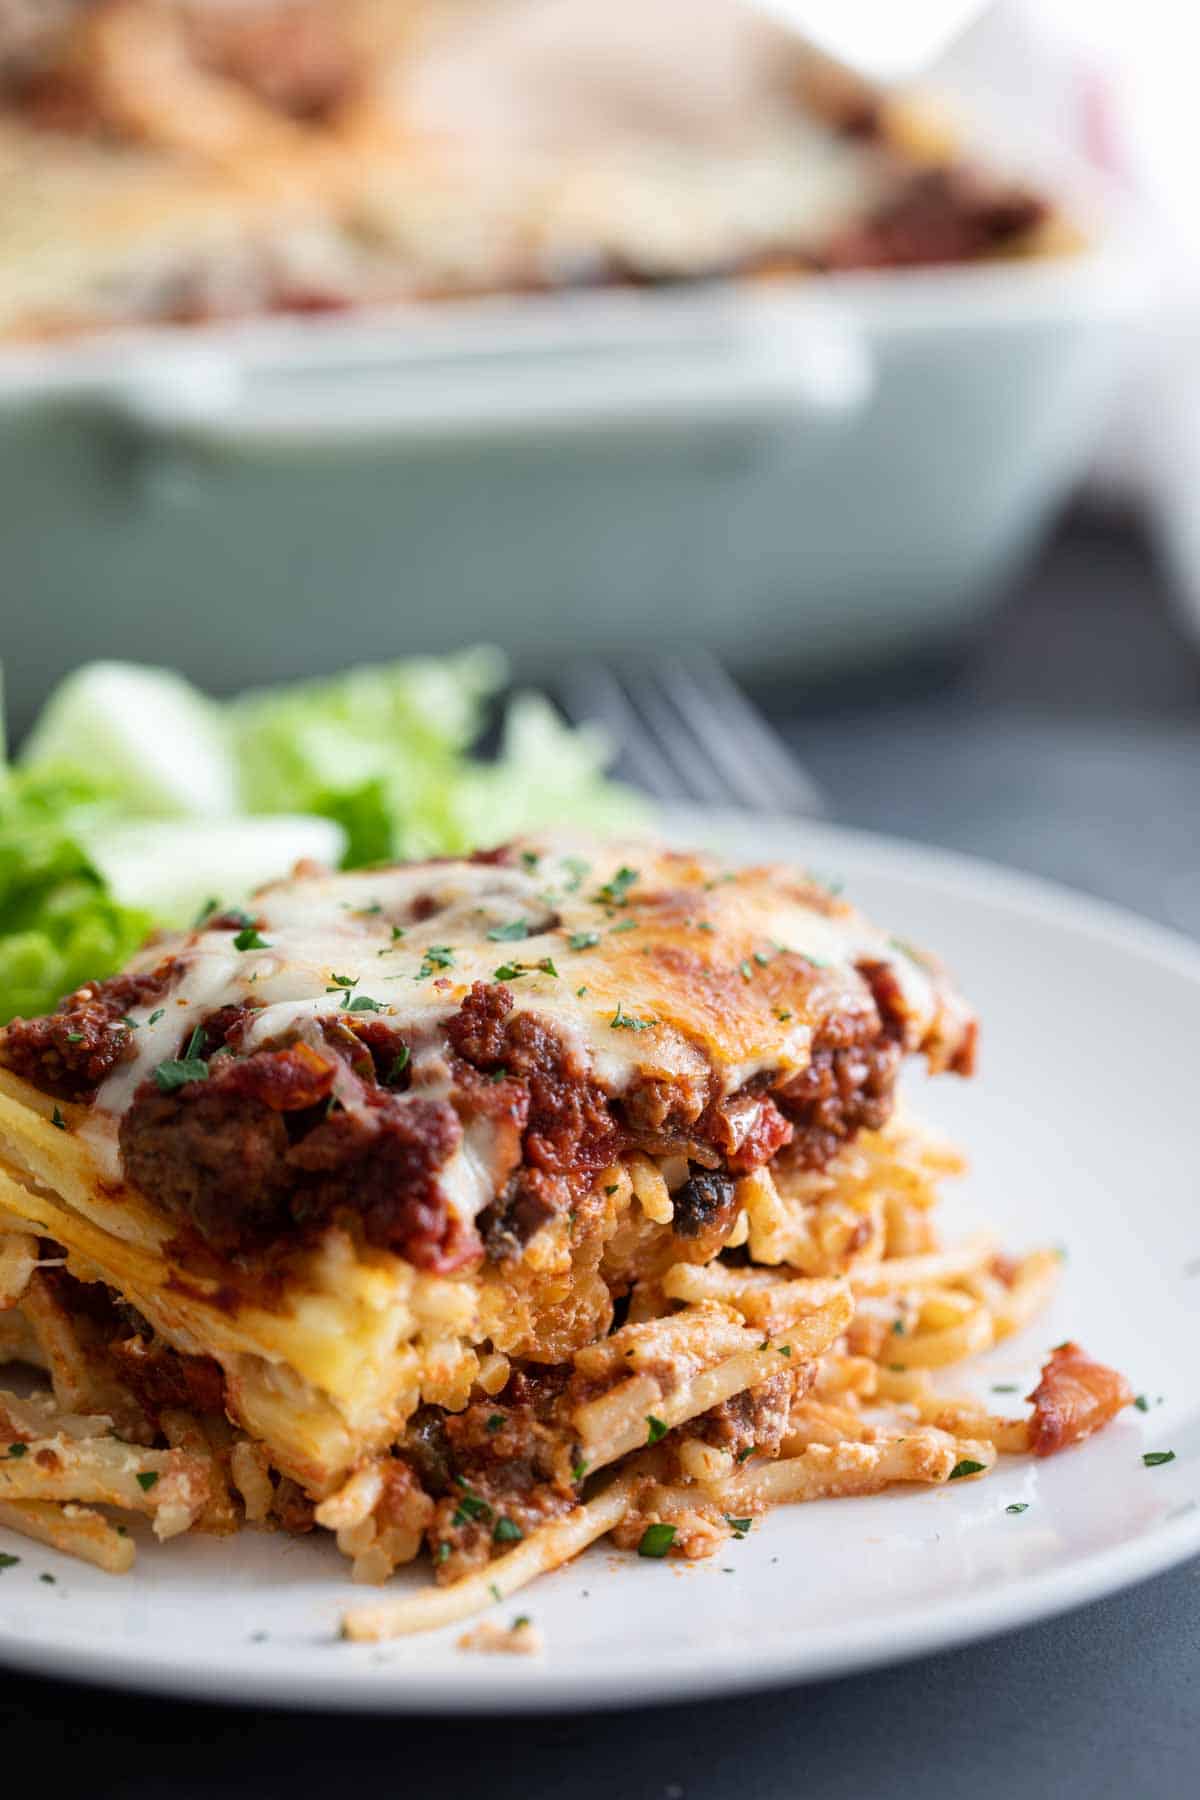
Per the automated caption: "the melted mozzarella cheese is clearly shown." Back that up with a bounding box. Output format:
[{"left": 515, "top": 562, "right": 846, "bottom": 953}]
[{"left": 90, "top": 835, "right": 972, "bottom": 1147}]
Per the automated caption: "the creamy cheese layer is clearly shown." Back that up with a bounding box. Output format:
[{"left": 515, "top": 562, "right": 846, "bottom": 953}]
[{"left": 79, "top": 835, "right": 973, "bottom": 1194}]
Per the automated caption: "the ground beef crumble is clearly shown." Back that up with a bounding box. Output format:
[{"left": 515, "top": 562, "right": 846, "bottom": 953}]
[{"left": 0, "top": 958, "right": 181, "bottom": 1099}]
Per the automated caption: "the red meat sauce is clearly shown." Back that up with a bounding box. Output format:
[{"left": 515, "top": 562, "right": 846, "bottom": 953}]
[{"left": 1, "top": 944, "right": 931, "bottom": 1271}]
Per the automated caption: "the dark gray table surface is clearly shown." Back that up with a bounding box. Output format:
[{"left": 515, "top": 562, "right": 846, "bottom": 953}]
[{"left": 4, "top": 511, "right": 1199, "bottom": 1797}]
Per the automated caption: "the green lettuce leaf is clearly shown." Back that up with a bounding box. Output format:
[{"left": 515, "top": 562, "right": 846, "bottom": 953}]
[
  {"left": 231, "top": 654, "right": 647, "bottom": 864},
  {"left": 0, "top": 766, "right": 151, "bottom": 1025}
]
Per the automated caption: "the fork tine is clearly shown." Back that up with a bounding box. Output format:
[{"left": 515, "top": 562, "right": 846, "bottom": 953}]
[
  {"left": 558, "top": 661, "right": 690, "bottom": 803},
  {"left": 668, "top": 653, "right": 826, "bottom": 817},
  {"left": 618, "top": 664, "right": 736, "bottom": 807}
]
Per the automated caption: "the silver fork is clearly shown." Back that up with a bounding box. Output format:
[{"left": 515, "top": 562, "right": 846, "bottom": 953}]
[{"left": 560, "top": 652, "right": 825, "bottom": 817}]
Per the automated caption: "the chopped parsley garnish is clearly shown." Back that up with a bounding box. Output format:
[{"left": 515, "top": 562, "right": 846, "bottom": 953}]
[
  {"left": 724, "top": 1516, "right": 752, "bottom": 1539},
  {"left": 697, "top": 920, "right": 715, "bottom": 934},
  {"left": 391, "top": 926, "right": 405, "bottom": 941},
  {"left": 571, "top": 1457, "right": 589, "bottom": 1483},
  {"left": 345, "top": 994, "right": 384, "bottom": 1013},
  {"left": 1134, "top": 1394, "right": 1150, "bottom": 1413},
  {"left": 50, "top": 1106, "right": 67, "bottom": 1131},
  {"left": 148, "top": 1008, "right": 165, "bottom": 1026},
  {"left": 888, "top": 936, "right": 926, "bottom": 967},
  {"left": 753, "top": 951, "right": 771, "bottom": 967},
  {"left": 488, "top": 1067, "right": 507, "bottom": 1083},
  {"left": 387, "top": 1046, "right": 410, "bottom": 1083},
  {"left": 6, "top": 1443, "right": 27, "bottom": 1458},
  {"left": 1143, "top": 1451, "right": 1176, "bottom": 1467},
  {"left": 512, "top": 1615, "right": 531, "bottom": 1631},
  {"left": 948, "top": 1459, "right": 986, "bottom": 1481},
  {"left": 493, "top": 1517, "right": 523, "bottom": 1545},
  {"left": 569, "top": 931, "right": 601, "bottom": 951},
  {"left": 487, "top": 920, "right": 529, "bottom": 942},
  {"left": 1006, "top": 1503, "right": 1029, "bottom": 1515},
  {"left": 739, "top": 961, "right": 753, "bottom": 982},
  {"left": 0, "top": 1553, "right": 20, "bottom": 1570},
  {"left": 488, "top": 1583, "right": 502, "bottom": 1603},
  {"left": 991, "top": 1384, "right": 1019, "bottom": 1394},
  {"left": 327, "top": 973, "right": 357, "bottom": 991},
  {"left": 418, "top": 946, "right": 455, "bottom": 979},
  {"left": 735, "top": 1445, "right": 757, "bottom": 1464},
  {"left": 645, "top": 1415, "right": 668, "bottom": 1446},
  {"left": 357, "top": 902, "right": 382, "bottom": 916},
  {"left": 892, "top": 1319, "right": 906, "bottom": 1336},
  {"left": 610, "top": 1002, "right": 653, "bottom": 1032},
  {"left": 778, "top": 1345, "right": 792, "bottom": 1358},
  {"left": 153, "top": 1041, "right": 208, "bottom": 1093},
  {"left": 486, "top": 1414, "right": 504, "bottom": 1434},
  {"left": 562, "top": 857, "right": 590, "bottom": 892},
  {"left": 538, "top": 957, "right": 559, "bottom": 978},
  {"left": 604, "top": 1184, "right": 618, "bottom": 1196},
  {"left": 521, "top": 851, "right": 540, "bottom": 871},
  {"left": 493, "top": 962, "right": 524, "bottom": 982},
  {"left": 233, "top": 926, "right": 271, "bottom": 952},
  {"left": 595, "top": 866, "right": 639, "bottom": 907},
  {"left": 636, "top": 1523, "right": 676, "bottom": 1559},
  {"left": 65, "top": 1030, "right": 84, "bottom": 1044},
  {"left": 136, "top": 1470, "right": 160, "bottom": 1492},
  {"left": 610, "top": 919, "right": 638, "bottom": 935},
  {"left": 435, "top": 1542, "right": 451, "bottom": 1565},
  {"left": 194, "top": 897, "right": 221, "bottom": 927},
  {"left": 776, "top": 1010, "right": 792, "bottom": 1023},
  {"left": 39, "top": 1572, "right": 55, "bottom": 1584},
  {"left": 451, "top": 1483, "right": 494, "bottom": 1527}
]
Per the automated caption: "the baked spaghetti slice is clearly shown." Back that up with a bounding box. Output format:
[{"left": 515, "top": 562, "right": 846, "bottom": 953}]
[{"left": 0, "top": 836, "right": 1130, "bottom": 1634}]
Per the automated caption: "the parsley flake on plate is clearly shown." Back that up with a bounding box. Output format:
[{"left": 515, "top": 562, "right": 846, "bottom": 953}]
[{"left": 637, "top": 1523, "right": 676, "bottom": 1559}]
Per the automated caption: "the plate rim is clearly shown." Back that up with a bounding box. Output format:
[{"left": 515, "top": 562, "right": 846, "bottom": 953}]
[{"left": 2, "top": 810, "right": 1198, "bottom": 1712}]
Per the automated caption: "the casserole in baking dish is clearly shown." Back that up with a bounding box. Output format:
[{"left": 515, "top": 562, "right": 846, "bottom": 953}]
[{"left": 0, "top": 0, "right": 1066, "bottom": 340}]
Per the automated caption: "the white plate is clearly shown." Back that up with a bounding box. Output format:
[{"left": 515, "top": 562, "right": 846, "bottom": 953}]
[{"left": 1, "top": 812, "right": 1197, "bottom": 1711}]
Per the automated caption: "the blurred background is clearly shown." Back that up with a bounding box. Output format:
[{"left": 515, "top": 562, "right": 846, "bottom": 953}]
[{"left": 0, "top": 0, "right": 1197, "bottom": 926}]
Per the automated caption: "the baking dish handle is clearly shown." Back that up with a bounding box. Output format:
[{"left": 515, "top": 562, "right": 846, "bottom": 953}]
[{"left": 98, "top": 306, "right": 873, "bottom": 453}]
